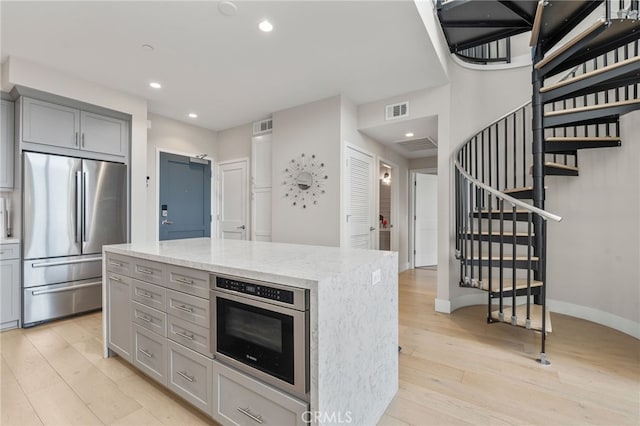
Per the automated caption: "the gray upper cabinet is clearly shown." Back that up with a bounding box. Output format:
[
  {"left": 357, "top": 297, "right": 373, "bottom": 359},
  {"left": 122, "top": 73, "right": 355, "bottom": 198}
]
[
  {"left": 21, "top": 97, "right": 128, "bottom": 157},
  {"left": 1, "top": 100, "right": 15, "bottom": 189},
  {"left": 22, "top": 97, "right": 80, "bottom": 149},
  {"left": 80, "top": 111, "right": 127, "bottom": 156}
]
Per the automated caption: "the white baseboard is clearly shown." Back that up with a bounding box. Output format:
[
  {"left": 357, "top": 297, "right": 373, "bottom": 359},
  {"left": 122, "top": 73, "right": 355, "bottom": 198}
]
[
  {"left": 433, "top": 291, "right": 640, "bottom": 339},
  {"left": 399, "top": 262, "right": 411, "bottom": 273},
  {"left": 547, "top": 299, "right": 640, "bottom": 340}
]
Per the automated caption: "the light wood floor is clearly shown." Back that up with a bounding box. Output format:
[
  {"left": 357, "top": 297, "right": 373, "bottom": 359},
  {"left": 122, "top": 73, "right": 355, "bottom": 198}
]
[{"left": 1, "top": 269, "right": 638, "bottom": 426}]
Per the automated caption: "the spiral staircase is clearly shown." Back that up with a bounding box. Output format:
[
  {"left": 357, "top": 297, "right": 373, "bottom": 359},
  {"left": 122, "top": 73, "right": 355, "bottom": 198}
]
[{"left": 439, "top": 0, "right": 640, "bottom": 364}]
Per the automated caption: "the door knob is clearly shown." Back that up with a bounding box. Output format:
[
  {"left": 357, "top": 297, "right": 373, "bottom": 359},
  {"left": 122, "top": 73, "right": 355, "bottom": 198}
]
[
  {"left": 162, "top": 220, "right": 173, "bottom": 225},
  {"left": 370, "top": 226, "right": 376, "bottom": 231},
  {"left": 237, "top": 225, "right": 246, "bottom": 230}
]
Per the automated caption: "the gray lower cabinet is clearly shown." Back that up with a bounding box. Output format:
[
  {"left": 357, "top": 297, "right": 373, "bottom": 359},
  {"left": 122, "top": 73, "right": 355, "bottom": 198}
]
[
  {"left": 0, "top": 243, "right": 21, "bottom": 330},
  {"left": 212, "top": 360, "right": 308, "bottom": 426},
  {"left": 21, "top": 97, "right": 128, "bottom": 157},
  {"left": 105, "top": 252, "right": 309, "bottom": 425},
  {"left": 106, "top": 271, "right": 131, "bottom": 361},
  {"left": 1, "top": 100, "right": 15, "bottom": 189},
  {"left": 133, "top": 323, "right": 167, "bottom": 385},
  {"left": 167, "top": 340, "right": 213, "bottom": 415}
]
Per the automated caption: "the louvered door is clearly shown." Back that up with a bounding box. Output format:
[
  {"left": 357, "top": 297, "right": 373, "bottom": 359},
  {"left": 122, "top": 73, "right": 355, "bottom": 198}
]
[{"left": 345, "top": 146, "right": 375, "bottom": 249}]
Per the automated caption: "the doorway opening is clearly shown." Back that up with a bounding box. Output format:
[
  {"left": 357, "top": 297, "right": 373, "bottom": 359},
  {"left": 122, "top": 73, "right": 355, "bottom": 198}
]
[
  {"left": 378, "top": 159, "right": 398, "bottom": 252},
  {"left": 411, "top": 169, "right": 437, "bottom": 269}
]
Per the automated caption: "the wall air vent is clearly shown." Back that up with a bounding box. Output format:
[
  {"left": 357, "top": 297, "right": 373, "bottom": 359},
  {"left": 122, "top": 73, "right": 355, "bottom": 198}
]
[
  {"left": 396, "top": 137, "right": 438, "bottom": 152},
  {"left": 253, "top": 118, "right": 273, "bottom": 135},
  {"left": 385, "top": 102, "right": 409, "bottom": 120}
]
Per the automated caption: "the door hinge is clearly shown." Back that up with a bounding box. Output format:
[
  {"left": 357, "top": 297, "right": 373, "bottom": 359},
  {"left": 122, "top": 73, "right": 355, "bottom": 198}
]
[
  {"left": 414, "top": 250, "right": 416, "bottom": 255},
  {"left": 210, "top": 215, "right": 212, "bottom": 223}
]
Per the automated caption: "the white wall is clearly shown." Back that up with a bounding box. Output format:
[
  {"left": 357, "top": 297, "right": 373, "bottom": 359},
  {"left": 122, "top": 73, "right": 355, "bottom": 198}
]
[
  {"left": 409, "top": 156, "right": 438, "bottom": 170},
  {"left": 146, "top": 113, "right": 218, "bottom": 241},
  {"left": 271, "top": 96, "right": 341, "bottom": 247},
  {"left": 546, "top": 111, "right": 640, "bottom": 333},
  {"left": 341, "top": 96, "right": 411, "bottom": 269},
  {"left": 217, "top": 122, "right": 253, "bottom": 163},
  {"left": 1, "top": 56, "right": 148, "bottom": 243}
]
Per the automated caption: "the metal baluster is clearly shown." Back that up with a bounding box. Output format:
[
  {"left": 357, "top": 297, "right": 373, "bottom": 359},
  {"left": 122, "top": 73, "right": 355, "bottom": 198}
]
[
  {"left": 495, "top": 123, "right": 500, "bottom": 192},
  {"left": 522, "top": 107, "right": 527, "bottom": 188},
  {"left": 511, "top": 203, "right": 517, "bottom": 326},
  {"left": 477, "top": 187, "right": 483, "bottom": 289},
  {"left": 504, "top": 116, "right": 508, "bottom": 190},
  {"left": 526, "top": 212, "right": 533, "bottom": 329},
  {"left": 513, "top": 113, "right": 517, "bottom": 189},
  {"left": 470, "top": 181, "right": 475, "bottom": 285},
  {"left": 487, "top": 193, "right": 493, "bottom": 320},
  {"left": 499, "top": 199, "right": 505, "bottom": 322}
]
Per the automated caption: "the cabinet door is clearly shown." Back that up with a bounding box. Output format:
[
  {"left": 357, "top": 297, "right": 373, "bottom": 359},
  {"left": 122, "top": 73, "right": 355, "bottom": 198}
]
[
  {"left": 80, "top": 111, "right": 127, "bottom": 157},
  {"left": 107, "top": 272, "right": 132, "bottom": 361},
  {"left": 22, "top": 97, "right": 80, "bottom": 149},
  {"left": 0, "top": 100, "right": 15, "bottom": 189},
  {"left": 0, "top": 259, "right": 20, "bottom": 329}
]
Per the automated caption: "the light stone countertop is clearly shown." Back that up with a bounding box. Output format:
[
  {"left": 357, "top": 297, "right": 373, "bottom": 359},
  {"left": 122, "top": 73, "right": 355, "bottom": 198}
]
[{"left": 104, "top": 237, "right": 396, "bottom": 289}]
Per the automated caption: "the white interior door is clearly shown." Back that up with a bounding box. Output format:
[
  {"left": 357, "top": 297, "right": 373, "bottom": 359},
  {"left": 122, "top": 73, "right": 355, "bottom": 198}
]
[
  {"left": 415, "top": 173, "right": 438, "bottom": 266},
  {"left": 345, "top": 146, "right": 375, "bottom": 249},
  {"left": 251, "top": 135, "right": 272, "bottom": 242},
  {"left": 218, "top": 159, "right": 248, "bottom": 240}
]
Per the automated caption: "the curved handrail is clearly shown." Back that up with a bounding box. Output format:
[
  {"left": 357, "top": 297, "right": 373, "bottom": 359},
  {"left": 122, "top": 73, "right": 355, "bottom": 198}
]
[{"left": 454, "top": 158, "right": 562, "bottom": 222}]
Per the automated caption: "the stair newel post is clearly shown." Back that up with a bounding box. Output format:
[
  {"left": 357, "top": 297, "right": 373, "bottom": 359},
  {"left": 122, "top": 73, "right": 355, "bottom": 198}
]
[{"left": 532, "top": 42, "right": 551, "bottom": 365}]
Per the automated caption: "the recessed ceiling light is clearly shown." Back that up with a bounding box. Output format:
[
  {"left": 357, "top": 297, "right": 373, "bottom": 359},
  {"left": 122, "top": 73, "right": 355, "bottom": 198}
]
[
  {"left": 218, "top": 1, "right": 237, "bottom": 16},
  {"left": 141, "top": 44, "right": 154, "bottom": 51},
  {"left": 149, "top": 82, "right": 162, "bottom": 89},
  {"left": 405, "top": 132, "right": 414, "bottom": 138},
  {"left": 188, "top": 113, "right": 198, "bottom": 118},
  {"left": 259, "top": 20, "right": 273, "bottom": 32}
]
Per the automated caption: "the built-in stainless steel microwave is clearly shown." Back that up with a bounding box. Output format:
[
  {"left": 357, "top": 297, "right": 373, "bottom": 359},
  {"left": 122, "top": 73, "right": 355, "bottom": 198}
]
[{"left": 210, "top": 274, "right": 309, "bottom": 401}]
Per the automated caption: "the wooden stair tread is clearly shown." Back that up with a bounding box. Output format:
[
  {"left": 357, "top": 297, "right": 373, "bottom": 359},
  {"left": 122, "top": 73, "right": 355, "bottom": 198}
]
[
  {"left": 535, "top": 18, "right": 606, "bottom": 70},
  {"left": 503, "top": 186, "right": 533, "bottom": 194},
  {"left": 468, "top": 255, "right": 539, "bottom": 261},
  {"left": 540, "top": 56, "right": 640, "bottom": 93},
  {"left": 545, "top": 99, "right": 640, "bottom": 117},
  {"left": 491, "top": 304, "right": 552, "bottom": 332},
  {"left": 545, "top": 136, "right": 621, "bottom": 142},
  {"left": 465, "top": 231, "right": 533, "bottom": 237},
  {"left": 544, "top": 162, "right": 578, "bottom": 172},
  {"left": 467, "top": 278, "right": 543, "bottom": 292}
]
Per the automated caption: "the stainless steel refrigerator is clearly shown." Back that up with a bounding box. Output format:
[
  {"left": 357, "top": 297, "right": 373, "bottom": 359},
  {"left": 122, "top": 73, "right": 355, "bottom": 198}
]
[{"left": 22, "top": 151, "right": 127, "bottom": 326}]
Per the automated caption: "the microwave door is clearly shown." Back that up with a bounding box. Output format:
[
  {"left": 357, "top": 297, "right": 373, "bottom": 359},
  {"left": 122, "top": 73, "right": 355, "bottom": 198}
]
[
  {"left": 81, "top": 159, "right": 127, "bottom": 254},
  {"left": 23, "top": 152, "right": 82, "bottom": 260}
]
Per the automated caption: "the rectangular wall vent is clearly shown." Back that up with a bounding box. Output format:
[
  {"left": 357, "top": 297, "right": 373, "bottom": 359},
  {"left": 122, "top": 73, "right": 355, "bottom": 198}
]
[
  {"left": 253, "top": 118, "right": 273, "bottom": 135},
  {"left": 396, "top": 137, "right": 438, "bottom": 152},
  {"left": 385, "top": 102, "right": 409, "bottom": 120}
]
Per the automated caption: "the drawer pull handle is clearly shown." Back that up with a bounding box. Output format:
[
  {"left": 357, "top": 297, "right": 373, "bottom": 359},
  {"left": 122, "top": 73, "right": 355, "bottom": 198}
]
[
  {"left": 175, "top": 304, "right": 194, "bottom": 313},
  {"left": 136, "top": 314, "right": 152, "bottom": 323},
  {"left": 139, "top": 348, "right": 153, "bottom": 358},
  {"left": 110, "top": 276, "right": 121, "bottom": 282},
  {"left": 138, "top": 267, "right": 153, "bottom": 275},
  {"left": 237, "top": 407, "right": 263, "bottom": 424},
  {"left": 177, "top": 371, "right": 194, "bottom": 382},
  {"left": 176, "top": 277, "right": 194, "bottom": 285},
  {"left": 175, "top": 331, "right": 194, "bottom": 340},
  {"left": 136, "top": 290, "right": 152, "bottom": 298},
  {"left": 109, "top": 261, "right": 122, "bottom": 267}
]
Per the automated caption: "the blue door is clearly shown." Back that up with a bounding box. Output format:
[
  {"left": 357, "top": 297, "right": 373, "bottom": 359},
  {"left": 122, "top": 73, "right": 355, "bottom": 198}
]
[{"left": 159, "top": 152, "right": 211, "bottom": 240}]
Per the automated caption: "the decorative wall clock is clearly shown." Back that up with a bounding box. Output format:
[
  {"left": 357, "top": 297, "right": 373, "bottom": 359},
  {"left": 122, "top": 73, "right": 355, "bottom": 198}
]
[{"left": 283, "top": 153, "right": 328, "bottom": 209}]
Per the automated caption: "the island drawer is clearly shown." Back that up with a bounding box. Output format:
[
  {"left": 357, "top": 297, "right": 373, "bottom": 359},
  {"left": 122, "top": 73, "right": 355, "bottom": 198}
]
[
  {"left": 133, "top": 324, "right": 167, "bottom": 385},
  {"left": 212, "top": 360, "right": 307, "bottom": 426},
  {"left": 167, "top": 340, "right": 213, "bottom": 415},
  {"left": 0, "top": 243, "right": 20, "bottom": 260},
  {"left": 105, "top": 253, "right": 132, "bottom": 275},
  {"left": 167, "top": 315, "right": 211, "bottom": 358},
  {"left": 131, "top": 301, "right": 166, "bottom": 337},
  {"left": 166, "top": 264, "right": 209, "bottom": 299},
  {"left": 131, "top": 279, "right": 166, "bottom": 311},
  {"left": 131, "top": 258, "right": 165, "bottom": 286},
  {"left": 166, "top": 289, "right": 209, "bottom": 328}
]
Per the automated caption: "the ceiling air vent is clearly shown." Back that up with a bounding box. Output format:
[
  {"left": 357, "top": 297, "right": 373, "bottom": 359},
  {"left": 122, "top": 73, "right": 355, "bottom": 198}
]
[
  {"left": 385, "top": 102, "right": 409, "bottom": 120},
  {"left": 396, "top": 137, "right": 438, "bottom": 152},
  {"left": 253, "top": 118, "right": 273, "bottom": 135}
]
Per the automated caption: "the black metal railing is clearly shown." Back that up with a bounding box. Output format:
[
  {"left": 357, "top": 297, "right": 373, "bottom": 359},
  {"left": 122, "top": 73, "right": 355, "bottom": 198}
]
[{"left": 456, "top": 38, "right": 512, "bottom": 65}]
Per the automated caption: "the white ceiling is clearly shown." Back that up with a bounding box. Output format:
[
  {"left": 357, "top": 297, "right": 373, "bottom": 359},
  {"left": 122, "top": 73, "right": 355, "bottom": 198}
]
[{"left": 1, "top": 0, "right": 446, "bottom": 151}]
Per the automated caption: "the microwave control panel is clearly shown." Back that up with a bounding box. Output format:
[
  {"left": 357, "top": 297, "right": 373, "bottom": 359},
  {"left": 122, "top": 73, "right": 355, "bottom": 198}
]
[{"left": 216, "top": 276, "right": 295, "bottom": 305}]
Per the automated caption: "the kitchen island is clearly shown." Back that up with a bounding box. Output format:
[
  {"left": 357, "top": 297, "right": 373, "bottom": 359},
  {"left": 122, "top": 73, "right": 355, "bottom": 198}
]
[{"left": 102, "top": 238, "right": 398, "bottom": 426}]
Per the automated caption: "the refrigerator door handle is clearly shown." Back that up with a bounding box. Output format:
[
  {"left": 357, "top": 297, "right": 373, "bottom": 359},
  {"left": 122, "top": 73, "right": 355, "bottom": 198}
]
[
  {"left": 31, "top": 281, "right": 101, "bottom": 296},
  {"left": 76, "top": 171, "right": 82, "bottom": 243},
  {"left": 82, "top": 171, "right": 87, "bottom": 243}
]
